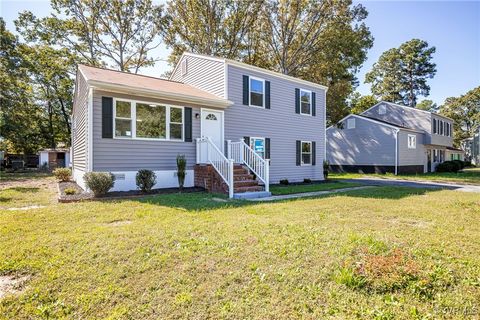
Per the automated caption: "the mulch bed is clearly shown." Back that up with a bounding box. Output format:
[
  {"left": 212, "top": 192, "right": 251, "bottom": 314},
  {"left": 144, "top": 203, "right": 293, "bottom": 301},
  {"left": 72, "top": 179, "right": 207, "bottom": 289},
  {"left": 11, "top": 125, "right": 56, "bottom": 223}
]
[{"left": 58, "top": 181, "right": 204, "bottom": 203}]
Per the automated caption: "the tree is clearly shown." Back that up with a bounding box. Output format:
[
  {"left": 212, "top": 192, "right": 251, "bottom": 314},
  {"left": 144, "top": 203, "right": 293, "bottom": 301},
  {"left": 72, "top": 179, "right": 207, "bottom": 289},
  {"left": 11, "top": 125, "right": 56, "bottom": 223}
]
[
  {"left": 165, "top": 0, "right": 373, "bottom": 124},
  {"left": 349, "top": 93, "right": 378, "bottom": 114},
  {"left": 365, "top": 39, "right": 436, "bottom": 107},
  {"left": 15, "top": 0, "right": 166, "bottom": 72},
  {"left": 416, "top": 99, "right": 438, "bottom": 112},
  {"left": 439, "top": 87, "right": 480, "bottom": 147}
]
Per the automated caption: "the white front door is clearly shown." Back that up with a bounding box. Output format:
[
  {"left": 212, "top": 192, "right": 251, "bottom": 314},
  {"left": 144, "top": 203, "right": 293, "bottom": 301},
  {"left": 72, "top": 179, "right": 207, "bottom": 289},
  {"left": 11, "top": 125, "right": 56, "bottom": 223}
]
[{"left": 200, "top": 109, "right": 224, "bottom": 162}]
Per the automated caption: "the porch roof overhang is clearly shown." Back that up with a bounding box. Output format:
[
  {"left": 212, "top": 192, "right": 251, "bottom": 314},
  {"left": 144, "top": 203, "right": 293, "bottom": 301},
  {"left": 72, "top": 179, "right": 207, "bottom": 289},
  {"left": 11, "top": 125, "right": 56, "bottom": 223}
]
[{"left": 78, "top": 64, "right": 233, "bottom": 109}]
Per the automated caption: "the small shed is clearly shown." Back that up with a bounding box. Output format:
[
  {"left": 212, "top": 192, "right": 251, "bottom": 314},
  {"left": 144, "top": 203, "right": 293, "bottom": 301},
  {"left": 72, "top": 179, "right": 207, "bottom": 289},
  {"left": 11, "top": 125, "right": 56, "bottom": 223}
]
[{"left": 39, "top": 148, "right": 71, "bottom": 169}]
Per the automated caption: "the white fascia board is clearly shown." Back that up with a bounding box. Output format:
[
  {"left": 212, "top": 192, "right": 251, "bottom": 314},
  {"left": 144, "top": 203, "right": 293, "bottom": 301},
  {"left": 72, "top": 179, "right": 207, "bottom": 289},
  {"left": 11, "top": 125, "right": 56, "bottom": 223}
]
[{"left": 88, "top": 80, "right": 233, "bottom": 109}]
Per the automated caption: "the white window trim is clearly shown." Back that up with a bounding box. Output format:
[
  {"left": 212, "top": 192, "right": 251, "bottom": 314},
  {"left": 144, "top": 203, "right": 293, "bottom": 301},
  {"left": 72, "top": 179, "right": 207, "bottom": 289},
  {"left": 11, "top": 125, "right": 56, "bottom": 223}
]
[
  {"left": 113, "top": 97, "right": 185, "bottom": 142},
  {"left": 408, "top": 134, "right": 416, "bottom": 149},
  {"left": 299, "top": 89, "right": 312, "bottom": 116},
  {"left": 248, "top": 76, "right": 265, "bottom": 109},
  {"left": 301, "top": 140, "right": 312, "bottom": 166},
  {"left": 250, "top": 137, "right": 265, "bottom": 158},
  {"left": 347, "top": 118, "right": 355, "bottom": 129}
]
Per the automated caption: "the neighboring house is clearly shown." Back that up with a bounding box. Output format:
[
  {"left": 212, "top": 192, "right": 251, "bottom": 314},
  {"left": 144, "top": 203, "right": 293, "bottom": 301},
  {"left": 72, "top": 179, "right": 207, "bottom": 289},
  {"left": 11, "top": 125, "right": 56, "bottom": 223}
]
[
  {"left": 445, "top": 147, "right": 465, "bottom": 161},
  {"left": 327, "top": 101, "right": 454, "bottom": 174},
  {"left": 463, "top": 128, "right": 480, "bottom": 165},
  {"left": 71, "top": 52, "right": 327, "bottom": 198},
  {"left": 38, "top": 149, "right": 71, "bottom": 169},
  {"left": 461, "top": 137, "right": 473, "bottom": 162}
]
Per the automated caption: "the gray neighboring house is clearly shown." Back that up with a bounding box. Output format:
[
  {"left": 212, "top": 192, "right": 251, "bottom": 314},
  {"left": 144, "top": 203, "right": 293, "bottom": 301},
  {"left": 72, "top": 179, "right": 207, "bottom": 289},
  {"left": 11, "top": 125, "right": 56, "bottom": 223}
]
[
  {"left": 462, "top": 127, "right": 480, "bottom": 165},
  {"left": 71, "top": 52, "right": 327, "bottom": 198},
  {"left": 327, "top": 101, "right": 455, "bottom": 174}
]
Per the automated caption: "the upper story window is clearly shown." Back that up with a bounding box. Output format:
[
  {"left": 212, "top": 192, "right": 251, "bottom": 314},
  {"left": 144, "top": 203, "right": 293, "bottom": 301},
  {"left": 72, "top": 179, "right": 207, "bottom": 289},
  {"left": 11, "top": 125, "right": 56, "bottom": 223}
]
[
  {"left": 379, "top": 104, "right": 386, "bottom": 114},
  {"left": 114, "top": 99, "right": 183, "bottom": 141},
  {"left": 408, "top": 134, "right": 416, "bottom": 149},
  {"left": 300, "top": 89, "right": 312, "bottom": 115},
  {"left": 249, "top": 77, "right": 265, "bottom": 108},
  {"left": 347, "top": 118, "right": 355, "bottom": 129}
]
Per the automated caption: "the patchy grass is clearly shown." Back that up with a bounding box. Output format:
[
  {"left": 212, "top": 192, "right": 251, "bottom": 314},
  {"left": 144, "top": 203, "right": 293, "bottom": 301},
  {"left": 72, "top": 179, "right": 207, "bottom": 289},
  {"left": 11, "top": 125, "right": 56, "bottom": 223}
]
[
  {"left": 1, "top": 171, "right": 52, "bottom": 182},
  {"left": 270, "top": 181, "right": 360, "bottom": 195},
  {"left": 332, "top": 168, "right": 480, "bottom": 185},
  {"left": 0, "top": 176, "right": 479, "bottom": 319}
]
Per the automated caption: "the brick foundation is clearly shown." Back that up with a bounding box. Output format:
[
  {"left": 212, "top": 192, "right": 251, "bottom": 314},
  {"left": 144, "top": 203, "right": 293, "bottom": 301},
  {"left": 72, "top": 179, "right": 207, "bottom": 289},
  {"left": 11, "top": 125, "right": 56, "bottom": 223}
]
[{"left": 194, "top": 164, "right": 228, "bottom": 194}]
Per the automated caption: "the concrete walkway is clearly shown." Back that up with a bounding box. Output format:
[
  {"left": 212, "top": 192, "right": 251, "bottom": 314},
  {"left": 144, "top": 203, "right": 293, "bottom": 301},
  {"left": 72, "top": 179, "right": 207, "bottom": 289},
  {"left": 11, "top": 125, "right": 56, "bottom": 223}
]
[
  {"left": 248, "top": 186, "right": 373, "bottom": 202},
  {"left": 341, "top": 177, "right": 480, "bottom": 193}
]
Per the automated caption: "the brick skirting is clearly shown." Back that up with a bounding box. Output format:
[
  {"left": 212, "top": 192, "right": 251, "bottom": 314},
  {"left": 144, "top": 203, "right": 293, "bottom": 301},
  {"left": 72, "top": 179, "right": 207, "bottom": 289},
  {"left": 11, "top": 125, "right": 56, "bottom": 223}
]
[{"left": 194, "top": 164, "right": 228, "bottom": 194}]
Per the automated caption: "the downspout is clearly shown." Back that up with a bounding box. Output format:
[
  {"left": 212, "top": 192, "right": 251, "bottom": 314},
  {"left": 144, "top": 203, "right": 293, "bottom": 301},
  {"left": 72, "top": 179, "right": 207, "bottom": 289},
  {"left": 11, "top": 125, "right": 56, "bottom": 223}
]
[{"left": 394, "top": 129, "right": 399, "bottom": 175}]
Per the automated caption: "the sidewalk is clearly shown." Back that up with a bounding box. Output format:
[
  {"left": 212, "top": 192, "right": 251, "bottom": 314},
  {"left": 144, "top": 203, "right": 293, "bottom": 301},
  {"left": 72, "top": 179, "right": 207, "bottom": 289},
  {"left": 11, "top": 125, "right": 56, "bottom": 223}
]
[{"left": 248, "top": 186, "right": 373, "bottom": 202}]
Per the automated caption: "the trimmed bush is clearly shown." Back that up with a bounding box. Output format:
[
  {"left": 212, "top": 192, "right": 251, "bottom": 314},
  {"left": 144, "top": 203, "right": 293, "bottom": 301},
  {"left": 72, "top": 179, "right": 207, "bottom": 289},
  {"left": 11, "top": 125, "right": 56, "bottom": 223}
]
[
  {"left": 279, "top": 179, "right": 289, "bottom": 185},
  {"left": 84, "top": 172, "right": 115, "bottom": 196},
  {"left": 463, "top": 161, "right": 472, "bottom": 168},
  {"left": 452, "top": 160, "right": 465, "bottom": 170},
  {"left": 53, "top": 168, "right": 71, "bottom": 182},
  {"left": 176, "top": 155, "right": 187, "bottom": 190},
  {"left": 436, "top": 161, "right": 460, "bottom": 173},
  {"left": 64, "top": 187, "right": 77, "bottom": 195},
  {"left": 303, "top": 178, "right": 312, "bottom": 184},
  {"left": 136, "top": 169, "right": 156, "bottom": 193}
]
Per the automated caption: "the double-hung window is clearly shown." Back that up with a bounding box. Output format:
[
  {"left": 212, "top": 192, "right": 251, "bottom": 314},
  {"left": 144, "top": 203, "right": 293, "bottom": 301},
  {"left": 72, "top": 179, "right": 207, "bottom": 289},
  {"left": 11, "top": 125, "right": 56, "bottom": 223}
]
[
  {"left": 408, "top": 134, "right": 416, "bottom": 149},
  {"left": 249, "top": 137, "right": 265, "bottom": 159},
  {"left": 115, "top": 100, "right": 133, "bottom": 138},
  {"left": 301, "top": 141, "right": 312, "bottom": 165},
  {"left": 300, "top": 89, "right": 312, "bottom": 115},
  {"left": 114, "top": 99, "right": 183, "bottom": 141},
  {"left": 249, "top": 77, "right": 264, "bottom": 108}
]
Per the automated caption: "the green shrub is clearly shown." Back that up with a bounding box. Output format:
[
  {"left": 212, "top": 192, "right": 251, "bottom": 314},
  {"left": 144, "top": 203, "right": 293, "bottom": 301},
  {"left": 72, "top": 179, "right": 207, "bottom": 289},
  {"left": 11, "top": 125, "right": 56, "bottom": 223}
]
[
  {"left": 136, "top": 169, "right": 156, "bottom": 192},
  {"left": 452, "top": 160, "right": 465, "bottom": 170},
  {"left": 463, "top": 160, "right": 472, "bottom": 168},
  {"left": 279, "top": 179, "right": 289, "bottom": 185},
  {"left": 436, "top": 161, "right": 460, "bottom": 173},
  {"left": 84, "top": 172, "right": 115, "bottom": 196},
  {"left": 53, "top": 168, "right": 71, "bottom": 182},
  {"left": 176, "top": 155, "right": 187, "bottom": 190},
  {"left": 64, "top": 187, "right": 77, "bottom": 195},
  {"left": 303, "top": 178, "right": 312, "bottom": 184}
]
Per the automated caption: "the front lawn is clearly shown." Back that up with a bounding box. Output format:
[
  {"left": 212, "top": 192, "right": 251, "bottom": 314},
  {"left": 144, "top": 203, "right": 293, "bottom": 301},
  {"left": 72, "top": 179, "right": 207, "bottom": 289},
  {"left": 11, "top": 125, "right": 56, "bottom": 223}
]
[
  {"left": 270, "top": 181, "right": 360, "bottom": 195},
  {"left": 332, "top": 167, "right": 480, "bottom": 185},
  {"left": 1, "top": 176, "right": 479, "bottom": 319}
]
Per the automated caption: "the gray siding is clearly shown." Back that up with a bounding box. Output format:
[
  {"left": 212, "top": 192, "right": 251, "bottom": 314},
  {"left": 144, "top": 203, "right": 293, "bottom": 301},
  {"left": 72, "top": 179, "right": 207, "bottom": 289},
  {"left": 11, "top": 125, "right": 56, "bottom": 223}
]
[
  {"left": 92, "top": 90, "right": 201, "bottom": 171},
  {"left": 170, "top": 55, "right": 225, "bottom": 98},
  {"left": 327, "top": 116, "right": 396, "bottom": 166},
  {"left": 225, "top": 65, "right": 326, "bottom": 183},
  {"left": 431, "top": 114, "right": 453, "bottom": 147},
  {"left": 72, "top": 70, "right": 89, "bottom": 171},
  {"left": 398, "top": 131, "right": 426, "bottom": 166}
]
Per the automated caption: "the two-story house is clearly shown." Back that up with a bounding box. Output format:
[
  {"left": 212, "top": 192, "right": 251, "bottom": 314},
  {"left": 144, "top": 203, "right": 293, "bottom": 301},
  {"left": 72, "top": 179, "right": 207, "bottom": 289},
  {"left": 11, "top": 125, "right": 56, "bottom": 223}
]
[
  {"left": 326, "top": 101, "right": 454, "bottom": 174},
  {"left": 71, "top": 52, "right": 327, "bottom": 198}
]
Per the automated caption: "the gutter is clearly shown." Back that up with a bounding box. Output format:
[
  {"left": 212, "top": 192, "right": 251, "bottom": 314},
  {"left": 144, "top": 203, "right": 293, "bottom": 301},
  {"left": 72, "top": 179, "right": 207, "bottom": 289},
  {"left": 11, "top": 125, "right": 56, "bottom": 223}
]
[
  {"left": 394, "top": 129, "right": 399, "bottom": 175},
  {"left": 88, "top": 80, "right": 233, "bottom": 109}
]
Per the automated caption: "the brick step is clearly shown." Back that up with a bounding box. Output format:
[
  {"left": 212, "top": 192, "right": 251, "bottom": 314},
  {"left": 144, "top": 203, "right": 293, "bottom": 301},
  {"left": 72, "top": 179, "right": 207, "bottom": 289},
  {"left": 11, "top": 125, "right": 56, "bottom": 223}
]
[
  {"left": 234, "top": 185, "right": 263, "bottom": 193},
  {"left": 234, "top": 168, "right": 249, "bottom": 174},
  {"left": 234, "top": 180, "right": 259, "bottom": 187},
  {"left": 233, "top": 164, "right": 245, "bottom": 169},
  {"left": 233, "top": 174, "right": 255, "bottom": 181}
]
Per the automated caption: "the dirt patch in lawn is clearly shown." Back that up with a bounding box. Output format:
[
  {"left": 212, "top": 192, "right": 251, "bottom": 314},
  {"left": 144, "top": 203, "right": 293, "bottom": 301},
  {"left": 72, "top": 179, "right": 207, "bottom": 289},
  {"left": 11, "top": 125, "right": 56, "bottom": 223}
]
[
  {"left": 106, "top": 220, "right": 132, "bottom": 226},
  {"left": 0, "top": 274, "right": 31, "bottom": 299}
]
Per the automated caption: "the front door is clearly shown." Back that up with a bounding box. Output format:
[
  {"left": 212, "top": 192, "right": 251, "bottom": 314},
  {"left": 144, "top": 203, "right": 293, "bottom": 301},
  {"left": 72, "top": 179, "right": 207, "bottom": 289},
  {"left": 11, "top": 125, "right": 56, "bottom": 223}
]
[
  {"left": 200, "top": 109, "right": 224, "bottom": 162},
  {"left": 426, "top": 149, "right": 432, "bottom": 173}
]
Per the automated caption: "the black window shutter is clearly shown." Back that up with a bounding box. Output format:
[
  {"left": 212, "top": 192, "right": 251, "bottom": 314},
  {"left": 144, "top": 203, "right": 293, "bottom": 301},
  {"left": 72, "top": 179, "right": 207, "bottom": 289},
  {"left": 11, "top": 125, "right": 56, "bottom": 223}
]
[
  {"left": 244, "top": 136, "right": 250, "bottom": 146},
  {"left": 243, "top": 75, "right": 249, "bottom": 105},
  {"left": 265, "top": 81, "right": 271, "bottom": 109},
  {"left": 295, "top": 88, "right": 300, "bottom": 114},
  {"left": 102, "top": 97, "right": 113, "bottom": 138},
  {"left": 296, "top": 140, "right": 301, "bottom": 166},
  {"left": 433, "top": 119, "right": 436, "bottom": 133},
  {"left": 184, "top": 107, "right": 192, "bottom": 142},
  {"left": 265, "top": 138, "right": 270, "bottom": 159},
  {"left": 312, "top": 141, "right": 316, "bottom": 165},
  {"left": 312, "top": 92, "right": 316, "bottom": 116}
]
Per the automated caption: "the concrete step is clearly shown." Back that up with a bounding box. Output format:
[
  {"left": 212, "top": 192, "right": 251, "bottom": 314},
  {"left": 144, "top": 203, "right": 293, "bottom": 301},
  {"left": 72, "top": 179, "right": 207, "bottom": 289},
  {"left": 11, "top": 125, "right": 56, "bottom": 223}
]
[
  {"left": 234, "top": 185, "right": 263, "bottom": 193},
  {"left": 233, "top": 191, "right": 272, "bottom": 199},
  {"left": 234, "top": 180, "right": 259, "bottom": 187}
]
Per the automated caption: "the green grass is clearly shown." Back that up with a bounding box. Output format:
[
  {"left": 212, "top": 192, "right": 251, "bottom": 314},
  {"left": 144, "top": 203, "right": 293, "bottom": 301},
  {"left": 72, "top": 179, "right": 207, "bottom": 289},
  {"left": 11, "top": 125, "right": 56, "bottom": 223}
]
[
  {"left": 0, "top": 171, "right": 53, "bottom": 182},
  {"left": 1, "top": 176, "right": 480, "bottom": 319},
  {"left": 332, "top": 167, "right": 480, "bottom": 185},
  {"left": 270, "top": 181, "right": 360, "bottom": 195}
]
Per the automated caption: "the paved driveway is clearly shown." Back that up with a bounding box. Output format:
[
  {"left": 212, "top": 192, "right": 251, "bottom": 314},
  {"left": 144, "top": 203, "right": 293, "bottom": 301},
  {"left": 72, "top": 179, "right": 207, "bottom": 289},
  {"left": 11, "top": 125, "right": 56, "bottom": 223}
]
[{"left": 341, "top": 177, "right": 480, "bottom": 193}]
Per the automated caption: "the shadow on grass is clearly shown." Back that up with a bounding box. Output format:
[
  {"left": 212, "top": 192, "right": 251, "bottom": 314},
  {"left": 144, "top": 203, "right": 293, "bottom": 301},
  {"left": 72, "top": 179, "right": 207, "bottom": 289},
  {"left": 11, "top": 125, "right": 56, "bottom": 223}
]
[{"left": 123, "top": 186, "right": 442, "bottom": 211}]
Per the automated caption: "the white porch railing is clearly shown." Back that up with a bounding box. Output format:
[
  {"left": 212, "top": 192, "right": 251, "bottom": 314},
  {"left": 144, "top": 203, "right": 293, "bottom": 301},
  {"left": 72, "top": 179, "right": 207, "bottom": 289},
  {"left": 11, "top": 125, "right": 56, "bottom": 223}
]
[
  {"left": 227, "top": 139, "right": 270, "bottom": 192},
  {"left": 196, "top": 137, "right": 234, "bottom": 198}
]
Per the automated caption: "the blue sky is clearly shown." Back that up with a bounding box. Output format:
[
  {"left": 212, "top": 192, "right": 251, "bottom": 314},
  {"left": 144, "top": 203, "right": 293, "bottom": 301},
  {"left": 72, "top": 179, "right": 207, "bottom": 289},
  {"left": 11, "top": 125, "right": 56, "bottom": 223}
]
[{"left": 2, "top": 0, "right": 479, "bottom": 105}]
